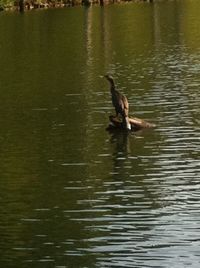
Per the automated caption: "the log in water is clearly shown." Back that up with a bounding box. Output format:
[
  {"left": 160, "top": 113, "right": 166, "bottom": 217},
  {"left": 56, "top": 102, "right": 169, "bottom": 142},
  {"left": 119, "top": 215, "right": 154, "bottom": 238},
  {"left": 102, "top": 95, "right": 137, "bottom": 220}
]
[{"left": 107, "top": 115, "right": 156, "bottom": 131}]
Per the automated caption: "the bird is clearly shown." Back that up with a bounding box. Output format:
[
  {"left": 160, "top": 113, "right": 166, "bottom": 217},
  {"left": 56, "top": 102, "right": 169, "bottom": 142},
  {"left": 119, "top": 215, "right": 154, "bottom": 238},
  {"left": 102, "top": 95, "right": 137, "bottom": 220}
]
[{"left": 105, "top": 74, "right": 131, "bottom": 130}]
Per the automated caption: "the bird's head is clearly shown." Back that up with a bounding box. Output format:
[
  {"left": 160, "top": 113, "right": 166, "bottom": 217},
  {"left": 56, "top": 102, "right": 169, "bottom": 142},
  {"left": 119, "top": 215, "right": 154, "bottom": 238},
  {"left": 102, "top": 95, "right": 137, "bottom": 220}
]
[{"left": 104, "top": 74, "right": 114, "bottom": 85}]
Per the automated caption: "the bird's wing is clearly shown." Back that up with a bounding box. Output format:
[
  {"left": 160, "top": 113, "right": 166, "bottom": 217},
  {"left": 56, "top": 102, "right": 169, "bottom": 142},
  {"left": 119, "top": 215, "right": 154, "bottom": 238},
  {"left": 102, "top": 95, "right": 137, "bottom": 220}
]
[
  {"left": 114, "top": 90, "right": 129, "bottom": 116},
  {"left": 121, "top": 95, "right": 129, "bottom": 116}
]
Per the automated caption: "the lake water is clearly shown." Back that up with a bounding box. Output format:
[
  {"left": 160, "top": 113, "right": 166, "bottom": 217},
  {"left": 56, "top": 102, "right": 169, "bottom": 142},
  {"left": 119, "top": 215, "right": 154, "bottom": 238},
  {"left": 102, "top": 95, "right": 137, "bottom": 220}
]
[{"left": 0, "top": 1, "right": 200, "bottom": 267}]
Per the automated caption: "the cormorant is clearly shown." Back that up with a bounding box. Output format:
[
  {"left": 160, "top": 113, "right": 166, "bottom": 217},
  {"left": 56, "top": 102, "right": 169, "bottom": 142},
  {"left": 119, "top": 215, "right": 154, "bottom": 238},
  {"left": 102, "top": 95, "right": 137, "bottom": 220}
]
[{"left": 105, "top": 74, "right": 131, "bottom": 130}]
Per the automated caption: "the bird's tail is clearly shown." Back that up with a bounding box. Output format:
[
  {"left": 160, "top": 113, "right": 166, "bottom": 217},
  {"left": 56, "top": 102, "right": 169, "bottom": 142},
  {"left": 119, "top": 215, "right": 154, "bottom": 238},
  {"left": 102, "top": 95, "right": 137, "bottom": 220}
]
[{"left": 122, "top": 116, "right": 131, "bottom": 130}]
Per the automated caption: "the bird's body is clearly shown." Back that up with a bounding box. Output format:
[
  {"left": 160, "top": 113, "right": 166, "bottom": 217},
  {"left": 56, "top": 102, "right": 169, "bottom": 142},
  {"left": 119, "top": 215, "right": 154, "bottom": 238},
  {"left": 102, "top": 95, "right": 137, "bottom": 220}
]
[
  {"left": 111, "top": 88, "right": 129, "bottom": 118},
  {"left": 105, "top": 75, "right": 131, "bottom": 130}
]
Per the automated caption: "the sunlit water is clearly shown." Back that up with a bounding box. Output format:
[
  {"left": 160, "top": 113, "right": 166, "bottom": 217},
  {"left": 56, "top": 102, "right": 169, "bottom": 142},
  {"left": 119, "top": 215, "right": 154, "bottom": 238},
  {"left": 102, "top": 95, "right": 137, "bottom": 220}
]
[{"left": 0, "top": 1, "right": 200, "bottom": 267}]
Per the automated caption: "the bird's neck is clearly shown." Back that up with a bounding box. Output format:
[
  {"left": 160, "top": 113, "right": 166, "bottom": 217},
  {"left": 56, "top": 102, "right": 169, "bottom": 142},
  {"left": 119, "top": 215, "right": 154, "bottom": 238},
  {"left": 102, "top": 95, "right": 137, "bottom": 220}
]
[{"left": 110, "top": 81, "right": 115, "bottom": 92}]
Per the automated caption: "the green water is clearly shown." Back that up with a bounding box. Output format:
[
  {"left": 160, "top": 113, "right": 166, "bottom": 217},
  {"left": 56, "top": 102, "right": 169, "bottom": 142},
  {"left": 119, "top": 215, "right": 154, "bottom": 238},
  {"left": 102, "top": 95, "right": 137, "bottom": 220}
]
[{"left": 0, "top": 1, "right": 200, "bottom": 267}]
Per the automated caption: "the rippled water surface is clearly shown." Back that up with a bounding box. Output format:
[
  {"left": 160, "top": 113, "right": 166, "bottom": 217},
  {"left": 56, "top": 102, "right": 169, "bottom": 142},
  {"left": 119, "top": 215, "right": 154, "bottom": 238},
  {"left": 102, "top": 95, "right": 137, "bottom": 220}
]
[{"left": 0, "top": 1, "right": 200, "bottom": 267}]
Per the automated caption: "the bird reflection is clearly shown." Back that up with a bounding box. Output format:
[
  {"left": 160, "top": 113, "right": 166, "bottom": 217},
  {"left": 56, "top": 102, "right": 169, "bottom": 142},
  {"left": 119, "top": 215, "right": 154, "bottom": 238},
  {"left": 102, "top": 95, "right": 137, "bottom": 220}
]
[
  {"left": 109, "top": 130, "right": 132, "bottom": 176},
  {"left": 110, "top": 131, "right": 130, "bottom": 155}
]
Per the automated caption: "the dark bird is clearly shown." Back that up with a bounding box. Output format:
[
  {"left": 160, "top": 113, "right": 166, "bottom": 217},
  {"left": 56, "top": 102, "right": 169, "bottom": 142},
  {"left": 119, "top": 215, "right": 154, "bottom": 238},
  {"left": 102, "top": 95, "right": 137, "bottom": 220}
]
[{"left": 105, "top": 74, "right": 131, "bottom": 130}]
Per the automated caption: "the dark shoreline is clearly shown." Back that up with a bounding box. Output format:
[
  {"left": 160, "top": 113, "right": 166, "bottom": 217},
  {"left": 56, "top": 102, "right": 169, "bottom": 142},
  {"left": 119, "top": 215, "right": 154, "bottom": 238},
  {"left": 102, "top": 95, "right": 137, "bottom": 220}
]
[{"left": 0, "top": 0, "right": 153, "bottom": 13}]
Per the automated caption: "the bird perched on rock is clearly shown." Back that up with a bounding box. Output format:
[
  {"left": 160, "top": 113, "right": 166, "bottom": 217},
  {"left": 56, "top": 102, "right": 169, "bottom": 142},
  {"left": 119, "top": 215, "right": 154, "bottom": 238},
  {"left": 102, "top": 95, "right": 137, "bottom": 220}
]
[{"left": 105, "top": 74, "right": 131, "bottom": 130}]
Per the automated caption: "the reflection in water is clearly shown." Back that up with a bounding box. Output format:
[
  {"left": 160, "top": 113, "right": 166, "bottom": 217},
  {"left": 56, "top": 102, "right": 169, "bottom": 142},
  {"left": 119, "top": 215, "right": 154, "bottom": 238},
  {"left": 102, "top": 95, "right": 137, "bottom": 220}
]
[
  {"left": 109, "top": 130, "right": 130, "bottom": 174},
  {"left": 84, "top": 7, "right": 93, "bottom": 69},
  {"left": 110, "top": 130, "right": 130, "bottom": 155},
  {"left": 0, "top": 1, "right": 200, "bottom": 268}
]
